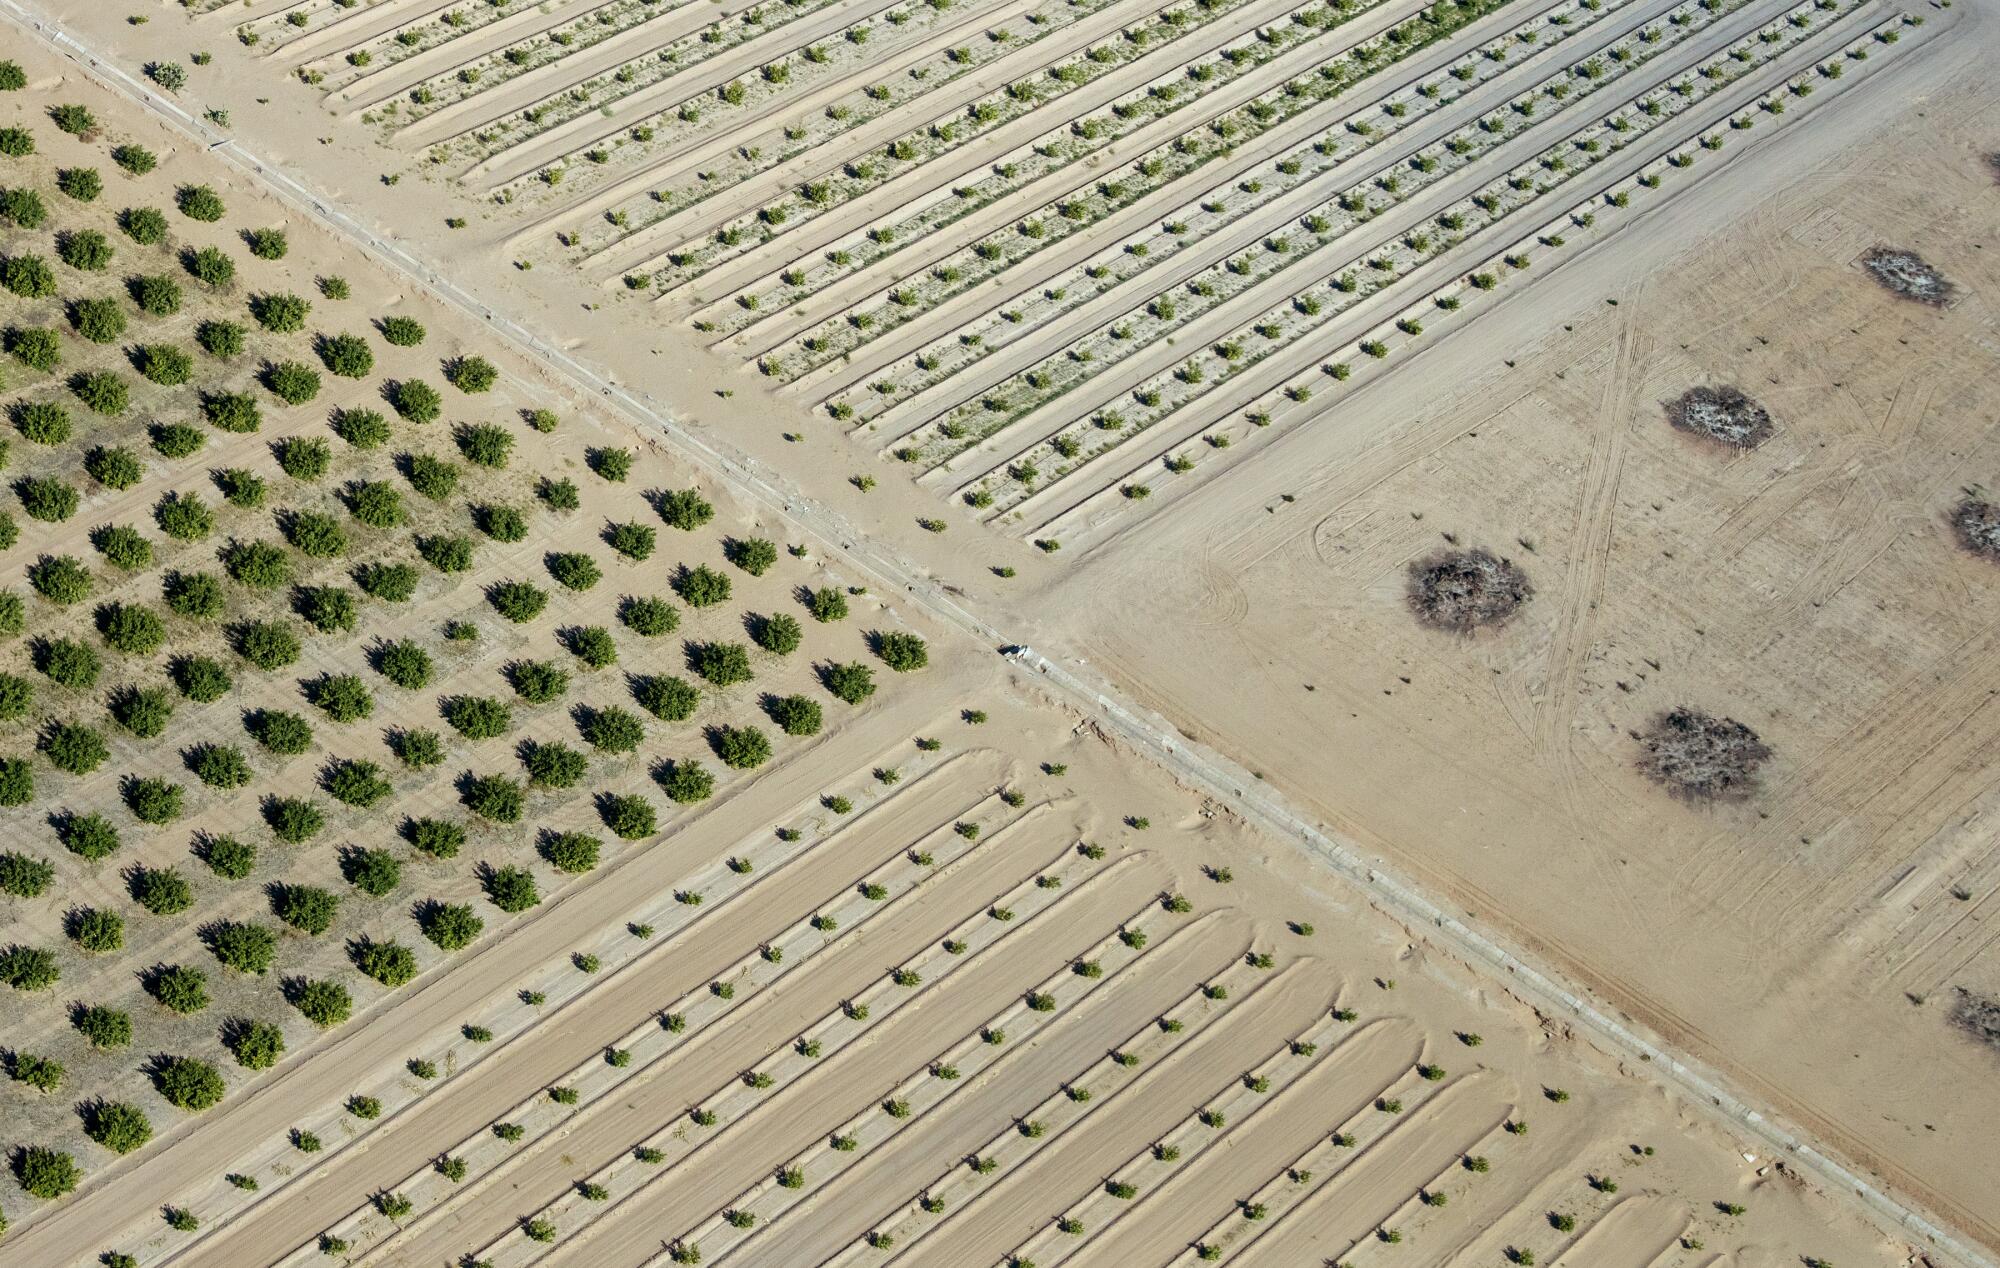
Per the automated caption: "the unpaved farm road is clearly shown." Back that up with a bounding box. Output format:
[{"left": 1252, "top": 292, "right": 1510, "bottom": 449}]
[{"left": 0, "top": 4, "right": 1987, "bottom": 1265}]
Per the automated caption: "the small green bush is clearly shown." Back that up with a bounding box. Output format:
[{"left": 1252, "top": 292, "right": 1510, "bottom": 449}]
[
  {"left": 390, "top": 378, "right": 441, "bottom": 422},
  {"left": 177, "top": 184, "right": 226, "bottom": 222},
  {"left": 249, "top": 291, "right": 309, "bottom": 333}
]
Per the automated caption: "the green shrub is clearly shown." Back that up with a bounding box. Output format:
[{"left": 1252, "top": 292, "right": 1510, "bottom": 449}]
[
  {"left": 523, "top": 740, "right": 588, "bottom": 789},
  {"left": 154, "top": 422, "right": 206, "bottom": 457},
  {"left": 93, "top": 525, "right": 153, "bottom": 571},
  {"left": 590, "top": 447, "right": 633, "bottom": 481},
  {"left": 283, "top": 511, "right": 347, "bottom": 559},
  {"left": 0, "top": 848, "right": 51, "bottom": 900},
  {"left": 418, "top": 534, "right": 474, "bottom": 573},
  {"left": 355, "top": 561, "right": 418, "bottom": 602},
  {"left": 17, "top": 475, "right": 77, "bottom": 522},
  {"left": 85, "top": 1101, "right": 153, "bottom": 1153},
  {"left": 75, "top": 1003, "right": 133, "bottom": 1047},
  {"left": 234, "top": 620, "right": 301, "bottom": 670},
  {"left": 874, "top": 631, "right": 929, "bottom": 671},
  {"left": 488, "top": 580, "right": 547, "bottom": 623},
  {"left": 170, "top": 654, "right": 232, "bottom": 701},
  {"left": 263, "top": 360, "right": 321, "bottom": 404},
  {"left": 634, "top": 674, "right": 699, "bottom": 721},
  {"left": 41, "top": 720, "right": 109, "bottom": 774},
  {"left": 196, "top": 319, "right": 244, "bottom": 358},
  {"left": 155, "top": 491, "right": 214, "bottom": 540},
  {"left": 109, "top": 685, "right": 174, "bottom": 737},
  {"left": 507, "top": 658, "right": 569, "bottom": 703},
  {"left": 198, "top": 836, "right": 255, "bottom": 880},
  {"left": 378, "top": 316, "right": 425, "bottom": 346},
  {"left": 390, "top": 728, "right": 444, "bottom": 768},
  {"left": 476, "top": 503, "right": 527, "bottom": 541},
  {"left": 539, "top": 830, "right": 600, "bottom": 873},
  {"left": 752, "top": 613, "right": 802, "bottom": 655},
  {"left": 444, "top": 694, "right": 512, "bottom": 740},
  {"left": 390, "top": 378, "right": 441, "bottom": 422},
  {"left": 346, "top": 481, "right": 406, "bottom": 530},
  {"left": 580, "top": 705, "right": 646, "bottom": 753},
  {"left": 137, "top": 343, "right": 192, "bottom": 384},
  {"left": 208, "top": 920, "right": 277, "bottom": 973},
  {"left": 245, "top": 227, "right": 287, "bottom": 260},
  {"left": 324, "top": 758, "right": 393, "bottom": 808},
  {"left": 120, "top": 206, "right": 167, "bottom": 245},
  {"left": 690, "top": 641, "right": 752, "bottom": 687},
  {"left": 226, "top": 1018, "right": 285, "bottom": 1070},
  {"left": 0, "top": 943, "right": 60, "bottom": 990},
  {"left": 445, "top": 355, "right": 498, "bottom": 393},
  {"left": 821, "top": 661, "right": 877, "bottom": 704},
  {"left": 249, "top": 291, "right": 309, "bottom": 333},
  {"left": 620, "top": 595, "right": 679, "bottom": 636},
  {"left": 657, "top": 489, "right": 714, "bottom": 530},
  {"left": 147, "top": 963, "right": 208, "bottom": 1011},
  {"left": 13, "top": 1145, "right": 81, "bottom": 1199},
  {"left": 164, "top": 569, "right": 226, "bottom": 619},
  {"left": 768, "top": 694, "right": 822, "bottom": 736},
  {"left": 548, "top": 552, "right": 602, "bottom": 591},
  {"left": 275, "top": 435, "right": 330, "bottom": 479},
  {"left": 68, "top": 906, "right": 124, "bottom": 952},
  {"left": 484, "top": 865, "right": 541, "bottom": 913},
  {"left": 2, "top": 253, "right": 55, "bottom": 298},
  {"left": 153, "top": 1054, "right": 226, "bottom": 1110},
  {"left": 248, "top": 708, "right": 314, "bottom": 755},
  {"left": 176, "top": 184, "right": 226, "bottom": 221},
  {"left": 293, "top": 979, "right": 351, "bottom": 1027},
  {"left": 463, "top": 773, "right": 525, "bottom": 823},
  {"left": 603, "top": 522, "right": 656, "bottom": 562},
  {"left": 217, "top": 468, "right": 266, "bottom": 508},
  {"left": 602, "top": 793, "right": 657, "bottom": 839},
  {"left": 185, "top": 245, "right": 234, "bottom": 287},
  {"left": 353, "top": 937, "right": 418, "bottom": 987},
  {"left": 725, "top": 537, "right": 778, "bottom": 575},
  {"left": 97, "top": 601, "right": 165, "bottom": 654},
  {"left": 675, "top": 565, "right": 731, "bottom": 607},
  {"left": 56, "top": 166, "right": 102, "bottom": 202},
  {"left": 0, "top": 186, "right": 48, "bottom": 229},
  {"left": 0, "top": 126, "right": 29, "bottom": 157},
  {"left": 374, "top": 639, "right": 433, "bottom": 688},
  {"left": 189, "top": 743, "right": 251, "bottom": 789},
  {"left": 123, "top": 776, "right": 184, "bottom": 824},
  {"left": 0, "top": 759, "right": 33, "bottom": 806},
  {"left": 0, "top": 671, "right": 31, "bottom": 718},
  {"left": 405, "top": 817, "right": 464, "bottom": 858},
  {"left": 202, "top": 391, "right": 261, "bottom": 434},
  {"left": 329, "top": 846, "right": 389, "bottom": 900},
  {"left": 81, "top": 442, "right": 141, "bottom": 488},
  {"left": 0, "top": 61, "right": 21, "bottom": 91},
  {"left": 132, "top": 273, "right": 182, "bottom": 316},
  {"left": 658, "top": 758, "right": 714, "bottom": 804},
  {"left": 277, "top": 883, "right": 341, "bottom": 935},
  {"left": 713, "top": 725, "right": 772, "bottom": 769},
  {"left": 10, "top": 1050, "right": 63, "bottom": 1092},
  {"left": 112, "top": 144, "right": 156, "bottom": 175},
  {"left": 404, "top": 453, "right": 460, "bottom": 501},
  {"left": 57, "top": 229, "right": 113, "bottom": 271},
  {"left": 565, "top": 625, "right": 617, "bottom": 669},
  {"left": 540, "top": 479, "right": 580, "bottom": 515},
  {"left": 35, "top": 636, "right": 101, "bottom": 689},
  {"left": 29, "top": 553, "right": 92, "bottom": 601},
  {"left": 72, "top": 370, "right": 129, "bottom": 415},
  {"left": 456, "top": 422, "right": 512, "bottom": 467},
  {"left": 6, "top": 324, "right": 61, "bottom": 369},
  {"left": 265, "top": 796, "right": 326, "bottom": 843},
  {"left": 308, "top": 673, "right": 373, "bottom": 722},
  {"left": 333, "top": 407, "right": 390, "bottom": 448},
  {"left": 420, "top": 902, "right": 483, "bottom": 951}
]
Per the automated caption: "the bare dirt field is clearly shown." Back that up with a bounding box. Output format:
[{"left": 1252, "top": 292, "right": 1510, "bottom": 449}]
[{"left": 1, "top": 0, "right": 1993, "bottom": 1264}]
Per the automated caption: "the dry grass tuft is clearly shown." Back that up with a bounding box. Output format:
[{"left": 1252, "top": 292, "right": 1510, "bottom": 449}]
[
  {"left": 1861, "top": 246, "right": 1954, "bottom": 306},
  {"left": 1664, "top": 385, "right": 1774, "bottom": 449},
  {"left": 1406, "top": 549, "right": 1533, "bottom": 633},
  {"left": 1636, "top": 708, "right": 1770, "bottom": 801},
  {"left": 1949, "top": 495, "right": 2000, "bottom": 563}
]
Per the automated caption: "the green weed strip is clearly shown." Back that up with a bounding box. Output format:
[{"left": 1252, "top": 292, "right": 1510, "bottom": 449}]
[
  {"left": 463, "top": 856, "right": 1163, "bottom": 1265},
  {"left": 944, "top": 0, "right": 1866, "bottom": 514},
  {"left": 284, "top": 808, "right": 1084, "bottom": 1263},
  {"left": 569, "top": 0, "right": 1126, "bottom": 252},
  {"left": 830, "top": 976, "right": 1350, "bottom": 1266},
  {"left": 660, "top": 906, "right": 1251, "bottom": 1267},
  {"left": 1028, "top": 11, "right": 1908, "bottom": 543},
  {"left": 637, "top": 0, "right": 1388, "bottom": 291},
  {"left": 781, "top": 0, "right": 1634, "bottom": 384},
  {"left": 107, "top": 758, "right": 980, "bottom": 1262}
]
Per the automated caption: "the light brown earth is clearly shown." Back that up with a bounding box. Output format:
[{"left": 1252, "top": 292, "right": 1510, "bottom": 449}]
[{"left": 2, "top": 0, "right": 1994, "bottom": 1264}]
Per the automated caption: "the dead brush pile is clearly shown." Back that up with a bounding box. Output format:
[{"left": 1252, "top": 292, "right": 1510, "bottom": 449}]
[
  {"left": 1636, "top": 708, "right": 1770, "bottom": 801},
  {"left": 1406, "top": 548, "right": 1533, "bottom": 633},
  {"left": 1861, "top": 246, "right": 1954, "bottom": 305},
  {"left": 1665, "top": 385, "right": 1774, "bottom": 449},
  {"left": 1949, "top": 495, "right": 2000, "bottom": 563},
  {"left": 1949, "top": 988, "right": 2000, "bottom": 1053}
]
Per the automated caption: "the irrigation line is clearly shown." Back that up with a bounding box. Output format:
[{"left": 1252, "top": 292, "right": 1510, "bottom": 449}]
[{"left": 0, "top": 6, "right": 1986, "bottom": 1265}]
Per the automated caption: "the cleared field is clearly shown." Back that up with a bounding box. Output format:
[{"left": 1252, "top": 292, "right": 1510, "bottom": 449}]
[{"left": 0, "top": 0, "right": 1992, "bottom": 1264}]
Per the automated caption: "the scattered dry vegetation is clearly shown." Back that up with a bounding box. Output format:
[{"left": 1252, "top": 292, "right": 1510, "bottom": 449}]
[
  {"left": 1948, "top": 493, "right": 2000, "bottom": 563},
  {"left": 1665, "top": 385, "right": 1775, "bottom": 449},
  {"left": 1636, "top": 708, "right": 1771, "bottom": 802},
  {"left": 1406, "top": 548, "right": 1533, "bottom": 633},
  {"left": 1861, "top": 245, "right": 1954, "bottom": 305}
]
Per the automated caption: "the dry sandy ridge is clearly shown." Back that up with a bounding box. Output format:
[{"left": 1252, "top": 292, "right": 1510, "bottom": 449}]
[{"left": 3, "top": 0, "right": 1993, "bottom": 1266}]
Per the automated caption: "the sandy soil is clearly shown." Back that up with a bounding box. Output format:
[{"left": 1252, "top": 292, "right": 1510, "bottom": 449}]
[{"left": 1, "top": 0, "right": 1990, "bottom": 1265}]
